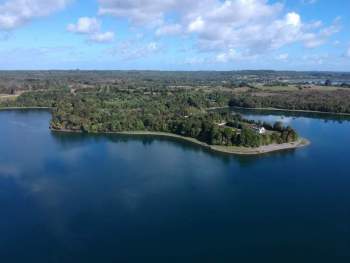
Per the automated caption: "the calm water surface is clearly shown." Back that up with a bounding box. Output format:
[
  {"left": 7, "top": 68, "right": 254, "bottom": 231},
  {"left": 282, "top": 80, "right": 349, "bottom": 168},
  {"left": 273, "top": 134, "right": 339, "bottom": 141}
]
[{"left": 0, "top": 110, "right": 349, "bottom": 262}]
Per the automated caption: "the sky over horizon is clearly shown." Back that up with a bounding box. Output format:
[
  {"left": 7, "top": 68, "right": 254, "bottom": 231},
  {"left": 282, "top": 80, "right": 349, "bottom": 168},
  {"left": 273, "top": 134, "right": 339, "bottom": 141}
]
[{"left": 0, "top": 0, "right": 349, "bottom": 71}]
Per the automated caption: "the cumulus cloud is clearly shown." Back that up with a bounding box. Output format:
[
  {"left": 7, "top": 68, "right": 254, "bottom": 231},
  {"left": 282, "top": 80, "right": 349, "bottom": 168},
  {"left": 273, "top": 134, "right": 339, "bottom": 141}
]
[
  {"left": 0, "top": 0, "right": 71, "bottom": 30},
  {"left": 67, "top": 17, "right": 100, "bottom": 34},
  {"left": 98, "top": 0, "right": 341, "bottom": 60},
  {"left": 67, "top": 17, "right": 115, "bottom": 43},
  {"left": 188, "top": 16, "right": 205, "bottom": 33}
]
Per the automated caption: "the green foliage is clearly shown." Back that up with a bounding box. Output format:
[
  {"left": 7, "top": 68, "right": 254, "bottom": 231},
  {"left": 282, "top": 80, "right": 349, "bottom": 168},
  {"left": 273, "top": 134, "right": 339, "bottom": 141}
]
[
  {"left": 47, "top": 88, "right": 299, "bottom": 147},
  {"left": 1, "top": 90, "right": 70, "bottom": 108},
  {"left": 1, "top": 84, "right": 300, "bottom": 148},
  {"left": 229, "top": 90, "right": 350, "bottom": 114}
]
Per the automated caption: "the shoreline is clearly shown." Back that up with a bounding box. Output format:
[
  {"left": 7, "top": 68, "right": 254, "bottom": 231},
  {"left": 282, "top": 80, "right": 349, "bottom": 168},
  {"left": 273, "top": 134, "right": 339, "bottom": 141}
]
[
  {"left": 231, "top": 106, "right": 350, "bottom": 116},
  {"left": 0, "top": 107, "right": 310, "bottom": 155},
  {"left": 0, "top": 106, "right": 52, "bottom": 111},
  {"left": 206, "top": 106, "right": 230, "bottom": 111},
  {"left": 2, "top": 105, "right": 349, "bottom": 116},
  {"left": 51, "top": 128, "right": 310, "bottom": 156}
]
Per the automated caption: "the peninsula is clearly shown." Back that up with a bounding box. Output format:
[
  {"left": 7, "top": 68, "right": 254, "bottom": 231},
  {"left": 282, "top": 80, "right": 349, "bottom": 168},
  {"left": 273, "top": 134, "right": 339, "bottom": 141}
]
[{"left": 0, "top": 81, "right": 308, "bottom": 155}]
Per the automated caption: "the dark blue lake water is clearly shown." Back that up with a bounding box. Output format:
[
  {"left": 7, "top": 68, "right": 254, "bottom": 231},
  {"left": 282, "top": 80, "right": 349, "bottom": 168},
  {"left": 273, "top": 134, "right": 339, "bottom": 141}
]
[{"left": 0, "top": 109, "right": 349, "bottom": 263}]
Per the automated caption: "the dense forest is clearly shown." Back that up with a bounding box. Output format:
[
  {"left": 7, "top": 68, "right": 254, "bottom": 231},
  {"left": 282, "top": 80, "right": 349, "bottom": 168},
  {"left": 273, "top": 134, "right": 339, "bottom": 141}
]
[
  {"left": 50, "top": 88, "right": 298, "bottom": 147},
  {"left": 229, "top": 90, "right": 350, "bottom": 114},
  {"left": 0, "top": 86, "right": 298, "bottom": 148}
]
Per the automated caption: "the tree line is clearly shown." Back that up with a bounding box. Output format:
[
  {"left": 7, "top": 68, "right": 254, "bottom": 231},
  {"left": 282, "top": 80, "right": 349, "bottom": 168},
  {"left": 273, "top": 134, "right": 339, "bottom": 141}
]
[{"left": 229, "top": 90, "right": 350, "bottom": 114}]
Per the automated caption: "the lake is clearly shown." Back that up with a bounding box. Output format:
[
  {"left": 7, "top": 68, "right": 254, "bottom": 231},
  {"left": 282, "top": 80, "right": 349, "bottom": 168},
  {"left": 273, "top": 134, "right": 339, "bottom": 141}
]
[{"left": 0, "top": 109, "right": 349, "bottom": 262}]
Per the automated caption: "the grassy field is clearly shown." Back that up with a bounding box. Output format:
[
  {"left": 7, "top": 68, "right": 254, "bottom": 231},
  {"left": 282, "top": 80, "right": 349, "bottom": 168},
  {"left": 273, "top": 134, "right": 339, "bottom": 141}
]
[{"left": 0, "top": 94, "right": 19, "bottom": 102}]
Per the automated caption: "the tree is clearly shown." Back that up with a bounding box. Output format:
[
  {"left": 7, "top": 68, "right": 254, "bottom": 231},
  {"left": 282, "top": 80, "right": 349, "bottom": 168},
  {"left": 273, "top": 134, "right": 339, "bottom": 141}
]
[
  {"left": 273, "top": 121, "right": 284, "bottom": 132},
  {"left": 325, "top": 79, "right": 332, "bottom": 86}
]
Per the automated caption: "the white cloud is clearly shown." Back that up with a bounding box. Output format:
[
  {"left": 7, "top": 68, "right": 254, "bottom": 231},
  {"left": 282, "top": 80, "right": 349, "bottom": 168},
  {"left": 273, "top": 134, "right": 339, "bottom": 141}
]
[
  {"left": 89, "top": 31, "right": 115, "bottom": 43},
  {"left": 277, "top": 53, "right": 289, "bottom": 61},
  {"left": 0, "top": 0, "right": 71, "bottom": 30},
  {"left": 156, "top": 24, "right": 182, "bottom": 36},
  {"left": 67, "top": 17, "right": 115, "bottom": 43},
  {"left": 99, "top": 0, "right": 341, "bottom": 60},
  {"left": 98, "top": 0, "right": 219, "bottom": 27},
  {"left": 111, "top": 41, "right": 161, "bottom": 60},
  {"left": 67, "top": 17, "right": 100, "bottom": 34},
  {"left": 302, "top": 53, "right": 329, "bottom": 65},
  {"left": 301, "top": 18, "right": 341, "bottom": 48},
  {"left": 98, "top": 0, "right": 173, "bottom": 26},
  {"left": 285, "top": 12, "right": 301, "bottom": 27},
  {"left": 188, "top": 16, "right": 205, "bottom": 33},
  {"left": 216, "top": 48, "right": 239, "bottom": 63},
  {"left": 301, "top": 33, "right": 325, "bottom": 48}
]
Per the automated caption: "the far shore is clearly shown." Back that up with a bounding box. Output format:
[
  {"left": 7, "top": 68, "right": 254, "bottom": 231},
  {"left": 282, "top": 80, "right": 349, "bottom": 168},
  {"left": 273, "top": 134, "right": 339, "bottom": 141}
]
[
  {"left": 51, "top": 128, "right": 310, "bottom": 156},
  {"left": 2, "top": 105, "right": 349, "bottom": 116},
  {"left": 0, "top": 106, "right": 52, "bottom": 111},
  {"left": 231, "top": 106, "right": 350, "bottom": 116}
]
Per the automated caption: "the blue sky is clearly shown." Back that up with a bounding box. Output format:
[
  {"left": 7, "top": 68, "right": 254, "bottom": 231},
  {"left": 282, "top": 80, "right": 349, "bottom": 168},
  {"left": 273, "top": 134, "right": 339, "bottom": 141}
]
[{"left": 0, "top": 0, "right": 349, "bottom": 71}]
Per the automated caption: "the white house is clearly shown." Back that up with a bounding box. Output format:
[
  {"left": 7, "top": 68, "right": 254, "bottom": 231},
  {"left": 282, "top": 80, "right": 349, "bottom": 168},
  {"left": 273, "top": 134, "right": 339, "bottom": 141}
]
[
  {"left": 218, "top": 122, "right": 227, "bottom": 127},
  {"left": 252, "top": 126, "right": 266, "bottom": 134}
]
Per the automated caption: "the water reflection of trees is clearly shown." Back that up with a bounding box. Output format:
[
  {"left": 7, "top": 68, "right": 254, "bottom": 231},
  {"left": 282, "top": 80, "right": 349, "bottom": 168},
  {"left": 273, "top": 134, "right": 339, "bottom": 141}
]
[{"left": 51, "top": 131, "right": 298, "bottom": 167}]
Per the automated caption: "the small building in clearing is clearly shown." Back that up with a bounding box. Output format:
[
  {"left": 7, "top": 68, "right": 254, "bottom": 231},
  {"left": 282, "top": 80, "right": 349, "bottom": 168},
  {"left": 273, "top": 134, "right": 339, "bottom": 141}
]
[{"left": 252, "top": 126, "right": 266, "bottom": 134}]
